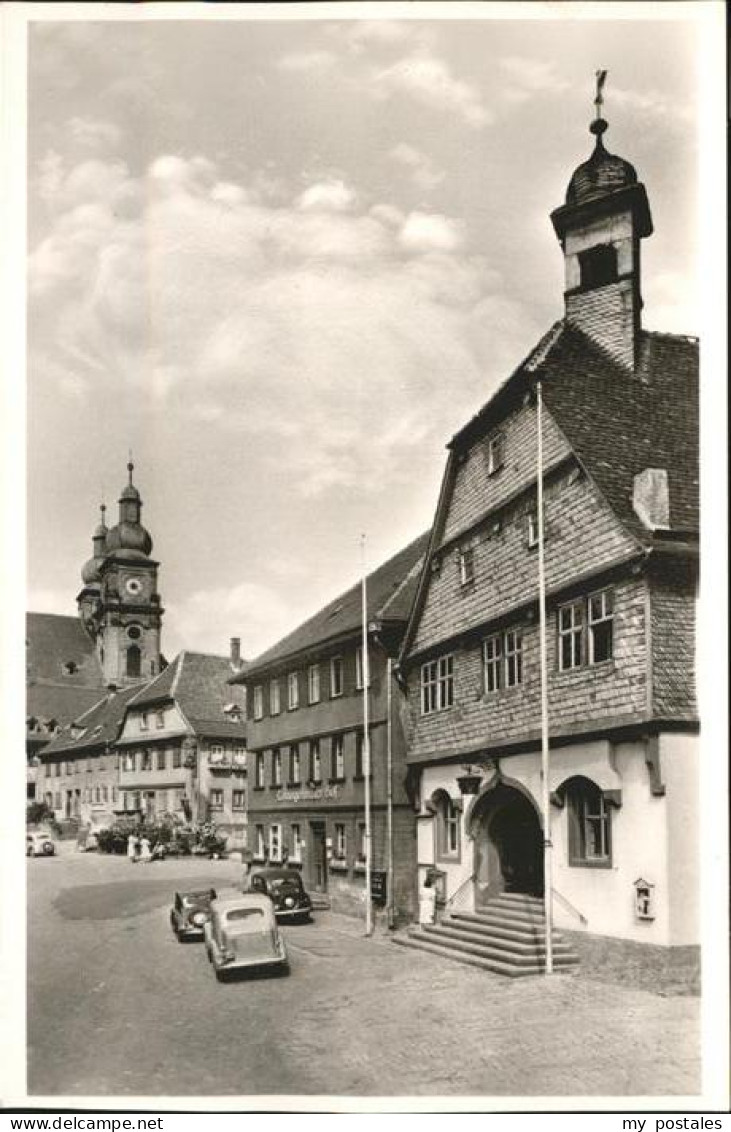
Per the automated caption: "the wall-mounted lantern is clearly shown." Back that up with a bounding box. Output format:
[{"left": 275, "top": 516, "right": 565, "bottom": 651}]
[
  {"left": 634, "top": 877, "right": 655, "bottom": 921},
  {"left": 456, "top": 765, "right": 482, "bottom": 795}
]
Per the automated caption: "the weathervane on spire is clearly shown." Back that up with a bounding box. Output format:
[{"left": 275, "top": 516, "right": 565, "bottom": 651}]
[
  {"left": 127, "top": 449, "right": 134, "bottom": 485},
  {"left": 594, "top": 70, "right": 608, "bottom": 120}
]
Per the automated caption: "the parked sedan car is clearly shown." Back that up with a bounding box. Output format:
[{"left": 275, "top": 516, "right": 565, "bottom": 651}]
[
  {"left": 170, "top": 888, "right": 217, "bottom": 941},
  {"left": 203, "top": 893, "right": 289, "bottom": 980},
  {"left": 26, "top": 831, "right": 56, "bottom": 857},
  {"left": 244, "top": 867, "right": 313, "bottom": 923}
]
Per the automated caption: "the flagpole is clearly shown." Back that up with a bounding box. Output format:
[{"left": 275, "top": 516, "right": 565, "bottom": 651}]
[
  {"left": 361, "top": 534, "right": 373, "bottom": 937},
  {"left": 537, "top": 381, "right": 554, "bottom": 975}
]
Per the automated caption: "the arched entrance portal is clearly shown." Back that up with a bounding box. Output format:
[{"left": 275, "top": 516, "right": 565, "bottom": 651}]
[{"left": 471, "top": 783, "right": 543, "bottom": 905}]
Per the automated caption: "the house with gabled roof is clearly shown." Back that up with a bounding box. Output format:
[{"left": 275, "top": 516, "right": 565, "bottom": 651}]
[
  {"left": 37, "top": 683, "right": 145, "bottom": 826},
  {"left": 115, "top": 647, "right": 247, "bottom": 840},
  {"left": 396, "top": 106, "right": 698, "bottom": 974},
  {"left": 230, "top": 532, "right": 429, "bottom": 923}
]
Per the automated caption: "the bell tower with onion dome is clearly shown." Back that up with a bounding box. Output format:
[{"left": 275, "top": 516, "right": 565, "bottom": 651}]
[
  {"left": 550, "top": 72, "right": 653, "bottom": 369},
  {"left": 77, "top": 462, "right": 164, "bottom": 688}
]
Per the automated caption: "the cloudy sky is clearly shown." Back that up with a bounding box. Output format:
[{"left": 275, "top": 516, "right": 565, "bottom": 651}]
[{"left": 25, "top": 6, "right": 704, "bottom": 661}]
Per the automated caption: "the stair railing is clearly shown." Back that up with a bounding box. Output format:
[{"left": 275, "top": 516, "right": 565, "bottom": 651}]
[
  {"left": 551, "top": 887, "right": 588, "bottom": 926},
  {"left": 443, "top": 871, "right": 477, "bottom": 918}
]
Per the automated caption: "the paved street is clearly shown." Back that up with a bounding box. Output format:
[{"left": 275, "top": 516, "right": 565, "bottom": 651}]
[{"left": 27, "top": 850, "right": 700, "bottom": 1099}]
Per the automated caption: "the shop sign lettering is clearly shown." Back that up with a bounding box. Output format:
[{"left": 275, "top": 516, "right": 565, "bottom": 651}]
[{"left": 276, "top": 785, "right": 339, "bottom": 803}]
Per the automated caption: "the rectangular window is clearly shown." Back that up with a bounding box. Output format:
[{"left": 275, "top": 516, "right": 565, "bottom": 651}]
[
  {"left": 558, "top": 600, "right": 584, "bottom": 671},
  {"left": 122, "top": 751, "right": 135, "bottom": 773},
  {"left": 209, "top": 789, "right": 224, "bottom": 811},
  {"left": 140, "top": 712, "right": 149, "bottom": 732},
  {"left": 504, "top": 630, "right": 523, "bottom": 688},
  {"left": 155, "top": 711, "right": 165, "bottom": 730},
  {"left": 308, "top": 663, "right": 320, "bottom": 704},
  {"left": 310, "top": 740, "right": 321, "bottom": 783},
  {"left": 330, "top": 657, "right": 344, "bottom": 698},
  {"left": 254, "top": 752, "right": 264, "bottom": 789},
  {"left": 483, "top": 634, "right": 502, "bottom": 693},
  {"left": 141, "top": 750, "right": 152, "bottom": 772},
  {"left": 331, "top": 735, "right": 344, "bottom": 780},
  {"left": 458, "top": 545, "right": 475, "bottom": 587},
  {"left": 271, "top": 749, "right": 282, "bottom": 787},
  {"left": 172, "top": 747, "right": 181, "bottom": 769},
  {"left": 209, "top": 744, "right": 225, "bottom": 766},
  {"left": 291, "top": 823, "right": 302, "bottom": 861},
  {"left": 527, "top": 512, "right": 539, "bottom": 549},
  {"left": 289, "top": 744, "right": 301, "bottom": 784},
  {"left": 588, "top": 588, "right": 614, "bottom": 665},
  {"left": 269, "top": 824, "right": 282, "bottom": 862},
  {"left": 355, "top": 731, "right": 365, "bottom": 778},
  {"left": 420, "top": 654, "right": 454, "bottom": 715},
  {"left": 569, "top": 782, "right": 612, "bottom": 865},
  {"left": 334, "top": 822, "right": 347, "bottom": 859},
  {"left": 270, "top": 679, "right": 281, "bottom": 716},
  {"left": 443, "top": 797, "right": 459, "bottom": 856},
  {"left": 232, "top": 790, "right": 246, "bottom": 810},
  {"left": 357, "top": 822, "right": 367, "bottom": 861},
  {"left": 156, "top": 749, "right": 166, "bottom": 771},
  {"left": 487, "top": 432, "right": 504, "bottom": 475},
  {"left": 253, "top": 686, "right": 264, "bottom": 721},
  {"left": 255, "top": 824, "right": 265, "bottom": 859},
  {"left": 287, "top": 672, "right": 299, "bottom": 710}
]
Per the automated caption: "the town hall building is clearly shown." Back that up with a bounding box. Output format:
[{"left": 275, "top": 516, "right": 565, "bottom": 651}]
[{"left": 397, "top": 105, "right": 699, "bottom": 975}]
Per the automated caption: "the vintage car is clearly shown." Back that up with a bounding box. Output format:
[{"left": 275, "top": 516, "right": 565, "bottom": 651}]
[
  {"left": 244, "top": 867, "right": 313, "bottom": 923},
  {"left": 203, "top": 892, "right": 289, "bottom": 980},
  {"left": 169, "top": 888, "right": 217, "bottom": 941},
  {"left": 26, "top": 831, "right": 56, "bottom": 857}
]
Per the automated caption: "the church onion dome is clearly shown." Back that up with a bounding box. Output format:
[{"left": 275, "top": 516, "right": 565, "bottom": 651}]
[
  {"left": 120, "top": 482, "right": 141, "bottom": 502},
  {"left": 106, "top": 520, "right": 153, "bottom": 558},
  {"left": 81, "top": 555, "right": 103, "bottom": 586},
  {"left": 565, "top": 119, "right": 638, "bottom": 206},
  {"left": 81, "top": 503, "right": 108, "bottom": 585},
  {"left": 105, "top": 460, "right": 153, "bottom": 558}
]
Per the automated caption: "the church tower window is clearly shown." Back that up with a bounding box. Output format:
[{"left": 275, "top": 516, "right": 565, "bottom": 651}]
[{"left": 126, "top": 645, "right": 141, "bottom": 678}]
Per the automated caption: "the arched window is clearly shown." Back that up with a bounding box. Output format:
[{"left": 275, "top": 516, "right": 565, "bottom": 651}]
[
  {"left": 432, "top": 790, "right": 460, "bottom": 861},
  {"left": 565, "top": 777, "right": 611, "bottom": 866},
  {"left": 126, "top": 645, "right": 141, "bottom": 678}
]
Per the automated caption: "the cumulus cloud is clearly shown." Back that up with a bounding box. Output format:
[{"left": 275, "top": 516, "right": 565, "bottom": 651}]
[
  {"left": 399, "top": 211, "right": 465, "bottom": 254},
  {"left": 389, "top": 143, "right": 445, "bottom": 191},
  {"left": 296, "top": 178, "right": 356, "bottom": 212},
  {"left": 373, "top": 50, "right": 492, "bottom": 129},
  {"left": 165, "top": 581, "right": 306, "bottom": 658},
  {"left": 28, "top": 150, "right": 532, "bottom": 500},
  {"left": 499, "top": 56, "right": 570, "bottom": 105}
]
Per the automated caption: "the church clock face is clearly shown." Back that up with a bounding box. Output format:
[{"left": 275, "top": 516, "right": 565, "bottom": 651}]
[{"left": 125, "top": 577, "right": 143, "bottom": 597}]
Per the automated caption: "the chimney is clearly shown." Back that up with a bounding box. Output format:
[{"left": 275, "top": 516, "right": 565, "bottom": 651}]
[
  {"left": 230, "top": 637, "right": 242, "bottom": 669},
  {"left": 632, "top": 468, "right": 670, "bottom": 530}
]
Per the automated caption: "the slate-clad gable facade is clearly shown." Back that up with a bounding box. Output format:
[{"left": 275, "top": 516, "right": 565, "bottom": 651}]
[{"left": 399, "top": 108, "right": 699, "bottom": 956}]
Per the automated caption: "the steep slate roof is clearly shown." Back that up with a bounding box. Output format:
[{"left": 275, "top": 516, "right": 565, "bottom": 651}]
[
  {"left": 41, "top": 683, "right": 147, "bottom": 757},
  {"left": 450, "top": 323, "right": 699, "bottom": 546},
  {"left": 26, "top": 612, "right": 106, "bottom": 729},
  {"left": 238, "top": 532, "right": 431, "bottom": 679},
  {"left": 129, "top": 651, "right": 246, "bottom": 739}
]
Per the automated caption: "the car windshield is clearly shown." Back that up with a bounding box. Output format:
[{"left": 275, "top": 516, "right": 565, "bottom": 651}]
[
  {"left": 224, "top": 907, "right": 267, "bottom": 933},
  {"left": 266, "top": 874, "right": 302, "bottom": 891},
  {"left": 182, "top": 893, "right": 211, "bottom": 906}
]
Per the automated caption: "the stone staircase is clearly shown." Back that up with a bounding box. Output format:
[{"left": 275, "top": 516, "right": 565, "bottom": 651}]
[{"left": 393, "top": 892, "right": 580, "bottom": 977}]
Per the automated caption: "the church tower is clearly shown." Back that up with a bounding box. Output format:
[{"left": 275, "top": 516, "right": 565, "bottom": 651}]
[
  {"left": 77, "top": 463, "right": 163, "bottom": 687},
  {"left": 550, "top": 74, "right": 653, "bottom": 369}
]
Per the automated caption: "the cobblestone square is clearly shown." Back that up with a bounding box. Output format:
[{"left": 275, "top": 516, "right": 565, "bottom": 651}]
[{"left": 27, "top": 850, "right": 700, "bottom": 1100}]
